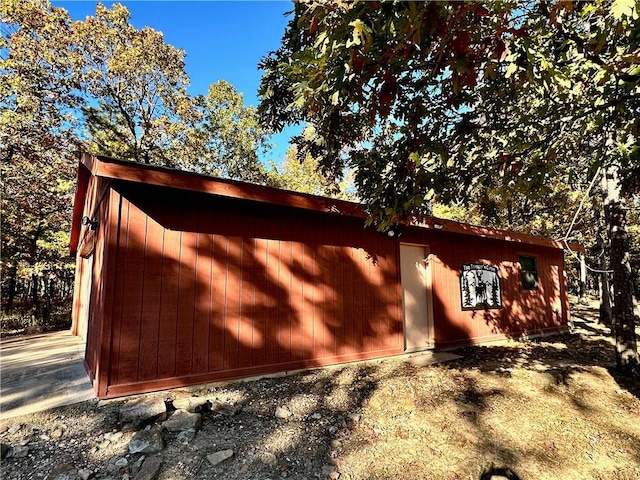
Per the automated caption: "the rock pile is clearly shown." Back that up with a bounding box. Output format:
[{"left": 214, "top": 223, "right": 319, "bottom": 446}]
[
  {"left": 0, "top": 395, "right": 221, "bottom": 480},
  {"left": 1, "top": 378, "right": 355, "bottom": 480}
]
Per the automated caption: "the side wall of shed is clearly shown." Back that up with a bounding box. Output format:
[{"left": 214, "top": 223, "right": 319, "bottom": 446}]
[
  {"left": 402, "top": 227, "right": 568, "bottom": 347},
  {"left": 99, "top": 184, "right": 403, "bottom": 398},
  {"left": 71, "top": 171, "right": 113, "bottom": 391},
  {"left": 85, "top": 179, "right": 111, "bottom": 387}
]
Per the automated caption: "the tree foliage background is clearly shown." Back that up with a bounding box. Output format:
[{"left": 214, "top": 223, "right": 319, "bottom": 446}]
[
  {"left": 0, "top": 0, "right": 273, "bottom": 329},
  {"left": 2, "top": 0, "right": 638, "bottom": 371}
]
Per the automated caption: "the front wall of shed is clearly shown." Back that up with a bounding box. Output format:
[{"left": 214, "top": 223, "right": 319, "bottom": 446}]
[
  {"left": 402, "top": 228, "right": 568, "bottom": 347},
  {"left": 102, "top": 185, "right": 403, "bottom": 397}
]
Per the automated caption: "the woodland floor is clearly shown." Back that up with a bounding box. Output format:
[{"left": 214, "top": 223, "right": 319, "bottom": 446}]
[{"left": 1, "top": 298, "right": 640, "bottom": 480}]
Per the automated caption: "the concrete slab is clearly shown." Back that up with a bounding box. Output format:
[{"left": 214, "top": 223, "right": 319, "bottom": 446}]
[
  {"left": 404, "top": 351, "right": 463, "bottom": 367},
  {"left": 0, "top": 330, "right": 96, "bottom": 419}
]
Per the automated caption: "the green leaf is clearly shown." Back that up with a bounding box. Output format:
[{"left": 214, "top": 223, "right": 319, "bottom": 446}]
[
  {"left": 347, "top": 19, "right": 370, "bottom": 48},
  {"left": 611, "top": 0, "right": 636, "bottom": 19}
]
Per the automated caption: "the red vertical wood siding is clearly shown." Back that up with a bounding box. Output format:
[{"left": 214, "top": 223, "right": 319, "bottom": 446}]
[
  {"left": 100, "top": 184, "right": 403, "bottom": 397},
  {"left": 402, "top": 227, "right": 568, "bottom": 347},
  {"left": 79, "top": 169, "right": 569, "bottom": 399},
  {"left": 76, "top": 175, "right": 111, "bottom": 393}
]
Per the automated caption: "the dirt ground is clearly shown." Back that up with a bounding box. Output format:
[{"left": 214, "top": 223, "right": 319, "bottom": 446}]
[{"left": 1, "top": 299, "right": 639, "bottom": 480}]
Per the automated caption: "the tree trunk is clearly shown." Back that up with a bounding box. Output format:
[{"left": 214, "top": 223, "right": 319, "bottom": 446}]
[
  {"left": 603, "top": 165, "right": 639, "bottom": 375},
  {"left": 5, "top": 265, "right": 17, "bottom": 312},
  {"left": 31, "top": 273, "right": 39, "bottom": 308},
  {"left": 579, "top": 253, "right": 587, "bottom": 302},
  {"left": 595, "top": 190, "right": 612, "bottom": 325},
  {"left": 28, "top": 222, "right": 44, "bottom": 319},
  {"left": 599, "top": 242, "right": 613, "bottom": 326}
]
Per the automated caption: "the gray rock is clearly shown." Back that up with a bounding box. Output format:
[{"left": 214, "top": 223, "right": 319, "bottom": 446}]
[
  {"left": 261, "top": 452, "right": 278, "bottom": 466},
  {"left": 327, "top": 426, "right": 339, "bottom": 435},
  {"left": 78, "top": 469, "right": 94, "bottom": 480},
  {"left": 115, "top": 457, "right": 129, "bottom": 468},
  {"left": 206, "top": 449, "right": 234, "bottom": 467},
  {"left": 171, "top": 396, "right": 210, "bottom": 413},
  {"left": 129, "top": 427, "right": 165, "bottom": 454},
  {"left": 50, "top": 464, "right": 76, "bottom": 480},
  {"left": 162, "top": 411, "right": 201, "bottom": 432},
  {"left": 321, "top": 464, "right": 337, "bottom": 477},
  {"left": 104, "top": 431, "right": 123, "bottom": 442},
  {"left": 7, "top": 424, "right": 22, "bottom": 435},
  {"left": 275, "top": 406, "right": 292, "bottom": 419},
  {"left": 106, "top": 459, "right": 120, "bottom": 474},
  {"left": 347, "top": 413, "right": 361, "bottom": 424},
  {"left": 52, "top": 474, "right": 76, "bottom": 480},
  {"left": 130, "top": 455, "right": 146, "bottom": 476},
  {"left": 120, "top": 398, "right": 167, "bottom": 426},
  {"left": 176, "top": 429, "right": 196, "bottom": 445},
  {"left": 310, "top": 413, "right": 322, "bottom": 420},
  {"left": 12, "top": 445, "right": 29, "bottom": 458},
  {"left": 211, "top": 401, "right": 241, "bottom": 416},
  {"left": 1, "top": 443, "right": 10, "bottom": 460},
  {"left": 133, "top": 456, "right": 162, "bottom": 480}
]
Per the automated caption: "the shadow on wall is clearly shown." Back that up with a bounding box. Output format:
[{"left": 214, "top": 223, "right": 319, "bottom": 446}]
[
  {"left": 429, "top": 244, "right": 566, "bottom": 347},
  {"left": 46, "top": 162, "right": 638, "bottom": 479},
  {"left": 91, "top": 182, "right": 404, "bottom": 392}
]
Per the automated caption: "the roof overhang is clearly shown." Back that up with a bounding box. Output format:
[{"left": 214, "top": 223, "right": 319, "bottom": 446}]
[{"left": 70, "top": 153, "right": 583, "bottom": 255}]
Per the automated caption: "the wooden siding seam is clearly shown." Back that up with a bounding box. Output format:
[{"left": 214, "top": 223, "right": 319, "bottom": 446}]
[
  {"left": 222, "top": 236, "right": 229, "bottom": 371},
  {"left": 135, "top": 214, "right": 149, "bottom": 383},
  {"left": 173, "top": 229, "right": 183, "bottom": 378},
  {"left": 276, "top": 240, "right": 282, "bottom": 361},
  {"left": 206, "top": 231, "right": 213, "bottom": 374},
  {"left": 155, "top": 216, "right": 166, "bottom": 380},
  {"left": 252, "top": 237, "right": 259, "bottom": 367},
  {"left": 100, "top": 190, "right": 121, "bottom": 396},
  {"left": 237, "top": 235, "right": 243, "bottom": 370},
  {"left": 311, "top": 244, "right": 316, "bottom": 360},
  {"left": 114, "top": 196, "right": 129, "bottom": 388},
  {"left": 288, "top": 240, "right": 293, "bottom": 361},
  {"left": 191, "top": 218, "right": 200, "bottom": 377}
]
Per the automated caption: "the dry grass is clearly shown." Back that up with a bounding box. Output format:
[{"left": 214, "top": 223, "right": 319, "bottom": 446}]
[{"left": 334, "top": 301, "right": 640, "bottom": 479}]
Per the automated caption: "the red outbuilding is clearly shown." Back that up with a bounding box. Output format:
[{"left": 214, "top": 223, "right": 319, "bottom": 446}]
[{"left": 70, "top": 154, "right": 576, "bottom": 399}]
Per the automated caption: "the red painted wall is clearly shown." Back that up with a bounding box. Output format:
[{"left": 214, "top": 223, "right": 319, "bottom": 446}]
[
  {"left": 95, "top": 183, "right": 403, "bottom": 397},
  {"left": 77, "top": 168, "right": 570, "bottom": 399},
  {"left": 402, "top": 226, "right": 568, "bottom": 347}
]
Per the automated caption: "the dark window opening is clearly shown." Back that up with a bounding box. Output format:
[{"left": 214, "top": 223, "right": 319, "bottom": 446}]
[{"left": 519, "top": 255, "right": 538, "bottom": 290}]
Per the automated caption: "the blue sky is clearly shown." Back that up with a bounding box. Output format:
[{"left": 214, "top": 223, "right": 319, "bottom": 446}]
[{"left": 54, "top": 0, "right": 300, "bottom": 163}]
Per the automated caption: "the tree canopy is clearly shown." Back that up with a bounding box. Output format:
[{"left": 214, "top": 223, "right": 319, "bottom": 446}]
[
  {"left": 74, "top": 3, "right": 199, "bottom": 166},
  {"left": 259, "top": 0, "right": 639, "bottom": 228},
  {"left": 0, "top": 0, "right": 273, "bottom": 326},
  {"left": 189, "top": 80, "right": 270, "bottom": 183},
  {"left": 267, "top": 146, "right": 357, "bottom": 199},
  {"left": 259, "top": 0, "right": 640, "bottom": 373}
]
